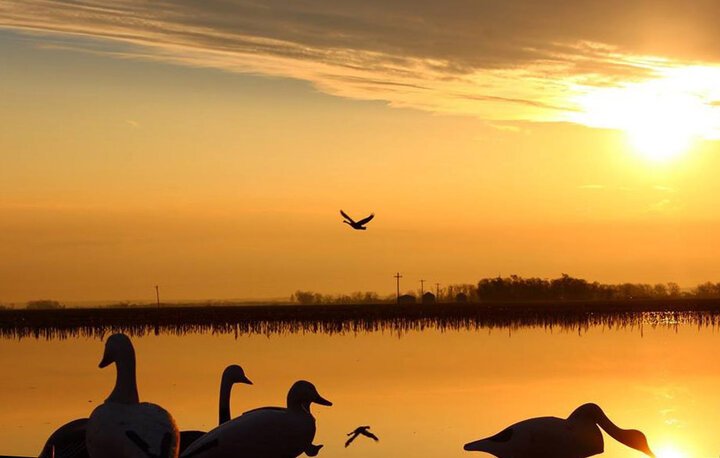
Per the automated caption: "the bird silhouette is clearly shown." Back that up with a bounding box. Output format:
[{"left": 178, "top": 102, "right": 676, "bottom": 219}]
[
  {"left": 340, "top": 210, "right": 374, "bottom": 230},
  {"left": 463, "top": 403, "right": 654, "bottom": 458},
  {"left": 180, "top": 380, "right": 332, "bottom": 458},
  {"left": 345, "top": 426, "right": 379, "bottom": 448}
]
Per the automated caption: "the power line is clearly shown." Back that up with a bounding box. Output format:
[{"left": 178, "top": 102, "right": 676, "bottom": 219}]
[{"left": 393, "top": 272, "right": 402, "bottom": 304}]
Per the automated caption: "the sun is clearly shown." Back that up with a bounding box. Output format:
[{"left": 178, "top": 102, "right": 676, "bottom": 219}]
[
  {"left": 622, "top": 94, "right": 699, "bottom": 161},
  {"left": 571, "top": 65, "right": 720, "bottom": 161}
]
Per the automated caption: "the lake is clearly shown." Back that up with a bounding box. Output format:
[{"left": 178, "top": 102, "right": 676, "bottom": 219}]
[{"left": 1, "top": 319, "right": 719, "bottom": 458}]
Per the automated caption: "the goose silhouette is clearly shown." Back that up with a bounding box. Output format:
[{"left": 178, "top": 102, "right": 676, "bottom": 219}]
[
  {"left": 37, "top": 365, "right": 252, "bottom": 458},
  {"left": 180, "top": 380, "right": 332, "bottom": 458},
  {"left": 178, "top": 365, "right": 253, "bottom": 454},
  {"left": 38, "top": 418, "right": 89, "bottom": 458},
  {"left": 463, "top": 403, "right": 654, "bottom": 458},
  {"left": 340, "top": 210, "right": 374, "bottom": 230},
  {"left": 345, "top": 426, "right": 379, "bottom": 447},
  {"left": 85, "top": 334, "right": 180, "bottom": 458}
]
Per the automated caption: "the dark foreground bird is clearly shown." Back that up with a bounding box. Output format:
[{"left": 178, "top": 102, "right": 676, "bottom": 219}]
[
  {"left": 345, "top": 426, "right": 379, "bottom": 448},
  {"left": 463, "top": 403, "right": 654, "bottom": 458},
  {"left": 340, "top": 210, "right": 374, "bottom": 230}
]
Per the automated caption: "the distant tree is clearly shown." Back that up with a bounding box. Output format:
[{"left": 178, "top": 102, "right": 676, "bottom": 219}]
[
  {"left": 653, "top": 284, "right": 668, "bottom": 298},
  {"left": 293, "top": 290, "right": 317, "bottom": 305},
  {"left": 26, "top": 300, "right": 64, "bottom": 310},
  {"left": 694, "top": 282, "right": 720, "bottom": 298},
  {"left": 667, "top": 282, "right": 681, "bottom": 298}
]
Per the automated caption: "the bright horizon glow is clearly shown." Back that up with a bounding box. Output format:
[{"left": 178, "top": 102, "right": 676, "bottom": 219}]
[
  {"left": 571, "top": 65, "right": 720, "bottom": 161},
  {"left": 654, "top": 444, "right": 688, "bottom": 458}
]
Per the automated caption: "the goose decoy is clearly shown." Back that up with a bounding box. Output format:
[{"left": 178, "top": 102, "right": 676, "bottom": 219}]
[
  {"left": 34, "top": 365, "right": 252, "bottom": 458},
  {"left": 463, "top": 403, "right": 654, "bottom": 458},
  {"left": 38, "top": 418, "right": 89, "bottom": 458},
  {"left": 180, "top": 380, "right": 332, "bottom": 458},
  {"left": 345, "top": 426, "right": 379, "bottom": 447},
  {"left": 85, "top": 334, "right": 180, "bottom": 458},
  {"left": 340, "top": 210, "right": 374, "bottom": 230},
  {"left": 179, "top": 365, "right": 253, "bottom": 454}
]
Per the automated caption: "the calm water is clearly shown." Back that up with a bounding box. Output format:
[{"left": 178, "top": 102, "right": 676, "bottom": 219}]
[{"left": 1, "top": 323, "right": 720, "bottom": 458}]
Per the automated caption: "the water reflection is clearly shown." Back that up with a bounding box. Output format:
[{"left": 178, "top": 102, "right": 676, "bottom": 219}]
[
  {"left": 3, "top": 305, "right": 720, "bottom": 340},
  {"left": 2, "top": 315, "right": 720, "bottom": 458}
]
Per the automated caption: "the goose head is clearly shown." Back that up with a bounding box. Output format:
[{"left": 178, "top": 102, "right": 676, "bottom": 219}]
[
  {"left": 618, "top": 430, "right": 655, "bottom": 457},
  {"left": 222, "top": 364, "right": 253, "bottom": 385},
  {"left": 99, "top": 333, "right": 135, "bottom": 368},
  {"left": 98, "top": 333, "right": 139, "bottom": 404},
  {"left": 287, "top": 380, "right": 332, "bottom": 413}
]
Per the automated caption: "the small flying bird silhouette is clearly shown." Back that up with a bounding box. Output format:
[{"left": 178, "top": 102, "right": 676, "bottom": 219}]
[
  {"left": 340, "top": 210, "right": 374, "bottom": 230},
  {"left": 345, "top": 426, "right": 379, "bottom": 447}
]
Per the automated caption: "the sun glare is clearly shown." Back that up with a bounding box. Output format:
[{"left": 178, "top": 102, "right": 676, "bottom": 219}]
[
  {"left": 571, "top": 65, "right": 720, "bottom": 161},
  {"left": 655, "top": 445, "right": 688, "bottom": 458}
]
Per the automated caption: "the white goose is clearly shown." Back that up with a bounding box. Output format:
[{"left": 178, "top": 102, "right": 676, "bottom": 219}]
[
  {"left": 463, "top": 403, "right": 655, "bottom": 458},
  {"left": 86, "top": 333, "right": 180, "bottom": 458},
  {"left": 180, "top": 380, "right": 332, "bottom": 458}
]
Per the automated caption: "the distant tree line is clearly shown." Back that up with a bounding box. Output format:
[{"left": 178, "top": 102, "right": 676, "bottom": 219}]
[
  {"left": 26, "top": 300, "right": 65, "bottom": 310},
  {"left": 291, "top": 290, "right": 395, "bottom": 305},
  {"left": 473, "top": 274, "right": 685, "bottom": 301},
  {"left": 292, "top": 275, "right": 720, "bottom": 304}
]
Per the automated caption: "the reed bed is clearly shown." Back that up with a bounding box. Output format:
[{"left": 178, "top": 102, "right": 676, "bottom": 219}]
[{"left": 2, "top": 299, "right": 720, "bottom": 340}]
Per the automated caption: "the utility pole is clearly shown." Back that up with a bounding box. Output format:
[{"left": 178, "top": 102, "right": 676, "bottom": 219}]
[
  {"left": 394, "top": 272, "right": 402, "bottom": 304},
  {"left": 155, "top": 285, "right": 160, "bottom": 308},
  {"left": 420, "top": 279, "right": 425, "bottom": 297},
  {"left": 435, "top": 283, "right": 441, "bottom": 302}
]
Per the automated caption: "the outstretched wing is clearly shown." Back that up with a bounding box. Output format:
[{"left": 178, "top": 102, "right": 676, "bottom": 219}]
[
  {"left": 340, "top": 210, "right": 355, "bottom": 224},
  {"left": 356, "top": 213, "right": 374, "bottom": 226},
  {"left": 345, "top": 433, "right": 358, "bottom": 448},
  {"left": 363, "top": 431, "right": 379, "bottom": 441}
]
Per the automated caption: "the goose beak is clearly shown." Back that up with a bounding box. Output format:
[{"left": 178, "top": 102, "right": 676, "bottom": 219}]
[
  {"left": 98, "top": 351, "right": 112, "bottom": 368},
  {"left": 242, "top": 376, "right": 253, "bottom": 385},
  {"left": 314, "top": 393, "right": 332, "bottom": 406},
  {"left": 463, "top": 440, "right": 482, "bottom": 451}
]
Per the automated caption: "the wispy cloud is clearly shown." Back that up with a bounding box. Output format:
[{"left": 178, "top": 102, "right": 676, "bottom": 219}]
[{"left": 2, "top": 0, "right": 720, "bottom": 122}]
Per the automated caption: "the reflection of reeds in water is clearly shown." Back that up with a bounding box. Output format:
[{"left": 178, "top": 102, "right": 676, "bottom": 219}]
[{"left": 3, "top": 300, "right": 720, "bottom": 340}]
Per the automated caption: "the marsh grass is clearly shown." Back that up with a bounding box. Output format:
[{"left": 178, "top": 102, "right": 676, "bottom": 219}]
[{"left": 2, "top": 299, "right": 720, "bottom": 340}]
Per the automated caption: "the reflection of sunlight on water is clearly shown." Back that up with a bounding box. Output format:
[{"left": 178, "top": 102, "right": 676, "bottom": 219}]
[{"left": 655, "top": 444, "right": 687, "bottom": 458}]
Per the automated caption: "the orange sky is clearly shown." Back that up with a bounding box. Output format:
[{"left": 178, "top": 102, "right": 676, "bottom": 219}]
[{"left": 1, "top": 1, "right": 720, "bottom": 302}]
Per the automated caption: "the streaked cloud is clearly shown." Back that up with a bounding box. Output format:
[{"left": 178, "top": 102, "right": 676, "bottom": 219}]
[{"left": 2, "top": 0, "right": 720, "bottom": 124}]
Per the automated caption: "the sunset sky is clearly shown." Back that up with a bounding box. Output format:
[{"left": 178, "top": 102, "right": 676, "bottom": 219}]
[{"left": 2, "top": 0, "right": 720, "bottom": 303}]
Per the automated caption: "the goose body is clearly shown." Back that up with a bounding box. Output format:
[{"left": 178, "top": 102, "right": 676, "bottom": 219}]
[
  {"left": 87, "top": 402, "right": 178, "bottom": 458},
  {"left": 85, "top": 333, "right": 179, "bottom": 458},
  {"left": 180, "top": 380, "right": 331, "bottom": 458},
  {"left": 463, "top": 403, "right": 654, "bottom": 458},
  {"left": 39, "top": 418, "right": 89, "bottom": 458}
]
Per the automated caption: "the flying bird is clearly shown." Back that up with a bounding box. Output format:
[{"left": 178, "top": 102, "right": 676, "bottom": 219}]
[
  {"left": 345, "top": 426, "right": 379, "bottom": 448},
  {"left": 463, "top": 403, "right": 654, "bottom": 458},
  {"left": 340, "top": 210, "right": 374, "bottom": 230}
]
